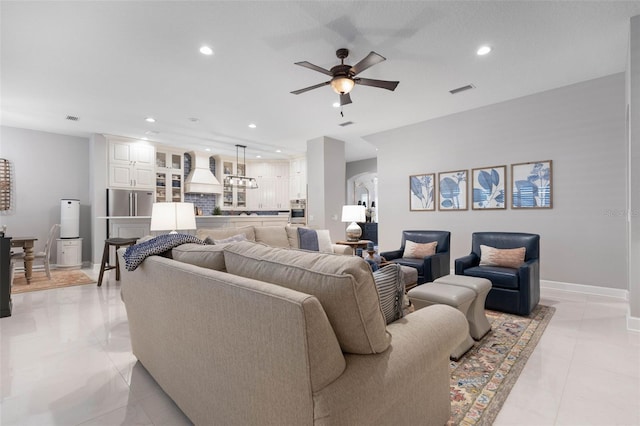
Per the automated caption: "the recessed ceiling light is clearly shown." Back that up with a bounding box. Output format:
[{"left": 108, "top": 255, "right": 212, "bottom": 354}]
[
  {"left": 332, "top": 102, "right": 340, "bottom": 108},
  {"left": 276, "top": 150, "right": 281, "bottom": 153},
  {"left": 256, "top": 155, "right": 262, "bottom": 158},
  {"left": 141, "top": 137, "right": 148, "bottom": 141},
  {"left": 205, "top": 148, "right": 211, "bottom": 152},
  {"left": 199, "top": 45, "right": 214, "bottom": 55},
  {"left": 145, "top": 117, "right": 156, "bottom": 123},
  {"left": 477, "top": 45, "right": 492, "bottom": 56},
  {"left": 248, "top": 123, "right": 256, "bottom": 128}
]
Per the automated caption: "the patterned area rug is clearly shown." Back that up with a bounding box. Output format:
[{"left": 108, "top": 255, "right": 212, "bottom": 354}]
[
  {"left": 448, "top": 304, "right": 555, "bottom": 425},
  {"left": 11, "top": 269, "right": 95, "bottom": 293}
]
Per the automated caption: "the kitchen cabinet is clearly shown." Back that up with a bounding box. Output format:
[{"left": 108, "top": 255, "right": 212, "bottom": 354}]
[
  {"left": 246, "top": 161, "right": 289, "bottom": 210},
  {"left": 155, "top": 149, "right": 183, "bottom": 202},
  {"left": 56, "top": 238, "right": 82, "bottom": 269},
  {"left": 289, "top": 156, "right": 306, "bottom": 199},
  {"left": 220, "top": 158, "right": 247, "bottom": 210},
  {"left": 108, "top": 137, "right": 155, "bottom": 189}
]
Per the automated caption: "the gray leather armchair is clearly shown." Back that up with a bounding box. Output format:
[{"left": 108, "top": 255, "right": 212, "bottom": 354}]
[
  {"left": 455, "top": 232, "right": 540, "bottom": 316},
  {"left": 380, "top": 230, "right": 450, "bottom": 285}
]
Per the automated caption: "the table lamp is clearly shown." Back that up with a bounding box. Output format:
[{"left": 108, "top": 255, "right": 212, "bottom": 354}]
[
  {"left": 150, "top": 202, "right": 197, "bottom": 234},
  {"left": 341, "top": 205, "right": 366, "bottom": 242}
]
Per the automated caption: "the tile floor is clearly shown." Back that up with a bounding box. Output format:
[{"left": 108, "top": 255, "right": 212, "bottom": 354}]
[{"left": 1, "top": 270, "right": 639, "bottom": 425}]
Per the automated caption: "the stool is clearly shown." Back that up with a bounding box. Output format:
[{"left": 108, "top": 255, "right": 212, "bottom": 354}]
[
  {"left": 97, "top": 237, "right": 138, "bottom": 287},
  {"left": 398, "top": 265, "right": 418, "bottom": 291},
  {"left": 407, "top": 283, "right": 476, "bottom": 361},
  {"left": 434, "top": 275, "right": 492, "bottom": 340}
]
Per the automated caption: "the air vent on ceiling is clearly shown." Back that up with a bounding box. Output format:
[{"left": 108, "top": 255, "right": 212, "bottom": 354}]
[
  {"left": 449, "top": 84, "right": 476, "bottom": 95},
  {"left": 339, "top": 121, "right": 354, "bottom": 127},
  {"left": 65, "top": 115, "right": 79, "bottom": 121}
]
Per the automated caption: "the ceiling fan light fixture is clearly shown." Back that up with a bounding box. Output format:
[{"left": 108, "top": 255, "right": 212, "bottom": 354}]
[{"left": 331, "top": 76, "right": 355, "bottom": 94}]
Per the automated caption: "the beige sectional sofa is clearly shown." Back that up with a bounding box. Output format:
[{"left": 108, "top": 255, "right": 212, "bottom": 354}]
[
  {"left": 119, "top": 236, "right": 468, "bottom": 425},
  {"left": 195, "top": 225, "right": 353, "bottom": 255}
]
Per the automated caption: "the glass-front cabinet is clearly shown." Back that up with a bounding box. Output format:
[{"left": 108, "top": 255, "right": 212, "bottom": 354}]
[
  {"left": 222, "top": 160, "right": 246, "bottom": 209},
  {"left": 155, "top": 149, "right": 183, "bottom": 202}
]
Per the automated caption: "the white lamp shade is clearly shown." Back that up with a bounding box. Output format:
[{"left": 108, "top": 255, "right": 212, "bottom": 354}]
[
  {"left": 341, "top": 205, "right": 366, "bottom": 223},
  {"left": 150, "top": 202, "right": 196, "bottom": 232}
]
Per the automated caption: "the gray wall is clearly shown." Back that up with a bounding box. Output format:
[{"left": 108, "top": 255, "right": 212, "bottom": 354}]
[
  {"left": 0, "top": 126, "right": 92, "bottom": 263},
  {"left": 346, "top": 158, "right": 377, "bottom": 181},
  {"left": 628, "top": 16, "right": 640, "bottom": 319},
  {"left": 366, "top": 73, "right": 627, "bottom": 289}
]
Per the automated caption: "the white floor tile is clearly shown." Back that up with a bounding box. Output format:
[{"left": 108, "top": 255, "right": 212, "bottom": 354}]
[{"left": 1, "top": 271, "right": 638, "bottom": 425}]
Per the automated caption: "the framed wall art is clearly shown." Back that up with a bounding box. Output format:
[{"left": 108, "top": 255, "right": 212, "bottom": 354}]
[
  {"left": 511, "top": 160, "right": 553, "bottom": 209},
  {"left": 472, "top": 165, "right": 506, "bottom": 210},
  {"left": 437, "top": 169, "right": 468, "bottom": 210},
  {"left": 409, "top": 173, "right": 435, "bottom": 211}
]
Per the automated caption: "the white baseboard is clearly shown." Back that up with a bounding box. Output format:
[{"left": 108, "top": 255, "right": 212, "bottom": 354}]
[
  {"left": 627, "top": 311, "right": 640, "bottom": 333},
  {"left": 541, "top": 279, "right": 629, "bottom": 300}
]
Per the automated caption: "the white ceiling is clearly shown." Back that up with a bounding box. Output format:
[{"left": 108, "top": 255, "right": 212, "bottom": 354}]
[{"left": 2, "top": 1, "right": 640, "bottom": 162}]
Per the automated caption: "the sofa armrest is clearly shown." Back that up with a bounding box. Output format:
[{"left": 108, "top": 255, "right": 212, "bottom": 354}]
[
  {"left": 455, "top": 253, "right": 479, "bottom": 274},
  {"left": 518, "top": 258, "right": 540, "bottom": 314},
  {"left": 313, "top": 305, "right": 468, "bottom": 424},
  {"left": 331, "top": 244, "right": 352, "bottom": 255},
  {"left": 379, "top": 249, "right": 403, "bottom": 261}
]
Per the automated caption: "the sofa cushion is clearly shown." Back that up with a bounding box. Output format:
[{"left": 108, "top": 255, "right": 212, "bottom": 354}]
[
  {"left": 479, "top": 244, "right": 526, "bottom": 268},
  {"left": 196, "top": 226, "right": 256, "bottom": 243},
  {"left": 403, "top": 240, "right": 437, "bottom": 259},
  {"left": 254, "top": 226, "right": 290, "bottom": 248},
  {"left": 285, "top": 225, "right": 301, "bottom": 248},
  {"left": 373, "top": 263, "right": 405, "bottom": 324},
  {"left": 316, "top": 230, "right": 333, "bottom": 253},
  {"left": 223, "top": 241, "right": 390, "bottom": 354},
  {"left": 171, "top": 243, "right": 227, "bottom": 271},
  {"left": 213, "top": 233, "right": 248, "bottom": 244},
  {"left": 464, "top": 265, "right": 520, "bottom": 289}
]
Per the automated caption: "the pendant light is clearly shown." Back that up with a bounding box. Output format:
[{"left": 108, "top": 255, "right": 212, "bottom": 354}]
[{"left": 224, "top": 144, "right": 258, "bottom": 189}]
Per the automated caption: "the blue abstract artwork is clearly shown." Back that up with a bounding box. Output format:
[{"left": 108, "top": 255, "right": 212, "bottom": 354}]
[
  {"left": 438, "top": 170, "right": 468, "bottom": 210},
  {"left": 511, "top": 161, "right": 552, "bottom": 208},
  {"left": 472, "top": 165, "right": 506, "bottom": 210},
  {"left": 410, "top": 173, "right": 435, "bottom": 211}
]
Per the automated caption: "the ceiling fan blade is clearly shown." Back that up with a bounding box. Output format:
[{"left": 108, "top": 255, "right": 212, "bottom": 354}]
[
  {"left": 340, "top": 93, "right": 352, "bottom": 106},
  {"left": 294, "top": 61, "right": 333, "bottom": 76},
  {"left": 290, "top": 81, "right": 330, "bottom": 95},
  {"left": 355, "top": 77, "right": 399, "bottom": 91},
  {"left": 350, "top": 51, "right": 386, "bottom": 75}
]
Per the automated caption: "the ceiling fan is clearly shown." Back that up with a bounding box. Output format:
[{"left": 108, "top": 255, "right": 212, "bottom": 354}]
[{"left": 290, "top": 48, "right": 399, "bottom": 106}]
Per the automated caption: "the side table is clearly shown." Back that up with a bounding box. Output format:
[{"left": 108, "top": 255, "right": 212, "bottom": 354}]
[{"left": 335, "top": 240, "right": 371, "bottom": 255}]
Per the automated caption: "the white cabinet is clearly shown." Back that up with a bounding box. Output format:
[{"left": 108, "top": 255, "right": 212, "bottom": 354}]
[
  {"left": 289, "top": 156, "right": 306, "bottom": 199},
  {"left": 108, "top": 138, "right": 155, "bottom": 189},
  {"left": 219, "top": 157, "right": 247, "bottom": 210},
  {"left": 246, "top": 161, "right": 289, "bottom": 210},
  {"left": 56, "top": 238, "right": 82, "bottom": 269},
  {"left": 155, "top": 150, "right": 183, "bottom": 202}
]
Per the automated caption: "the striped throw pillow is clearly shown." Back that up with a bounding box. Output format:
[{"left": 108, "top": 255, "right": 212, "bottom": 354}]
[
  {"left": 479, "top": 245, "right": 526, "bottom": 268},
  {"left": 373, "top": 263, "right": 405, "bottom": 324}
]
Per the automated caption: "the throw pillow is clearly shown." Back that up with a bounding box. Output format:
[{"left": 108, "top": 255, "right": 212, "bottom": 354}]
[
  {"left": 316, "top": 229, "right": 333, "bottom": 253},
  {"left": 372, "top": 263, "right": 405, "bottom": 324},
  {"left": 479, "top": 244, "right": 526, "bottom": 268},
  {"left": 402, "top": 240, "right": 437, "bottom": 259},
  {"left": 213, "top": 233, "right": 247, "bottom": 244},
  {"left": 298, "top": 227, "right": 320, "bottom": 251}
]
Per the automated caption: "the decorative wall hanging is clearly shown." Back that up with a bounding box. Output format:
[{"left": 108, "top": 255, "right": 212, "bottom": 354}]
[
  {"left": 511, "top": 160, "right": 553, "bottom": 209},
  {"left": 472, "top": 165, "right": 506, "bottom": 210},
  {"left": 0, "top": 158, "right": 13, "bottom": 214},
  {"left": 409, "top": 173, "right": 435, "bottom": 211},
  {"left": 437, "top": 169, "right": 468, "bottom": 211}
]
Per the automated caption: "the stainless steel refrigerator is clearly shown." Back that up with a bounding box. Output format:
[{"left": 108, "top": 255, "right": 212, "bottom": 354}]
[{"left": 107, "top": 189, "right": 154, "bottom": 216}]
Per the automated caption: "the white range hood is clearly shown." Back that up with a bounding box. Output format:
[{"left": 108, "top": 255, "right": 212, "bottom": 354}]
[{"left": 184, "top": 152, "right": 223, "bottom": 194}]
